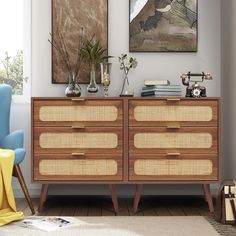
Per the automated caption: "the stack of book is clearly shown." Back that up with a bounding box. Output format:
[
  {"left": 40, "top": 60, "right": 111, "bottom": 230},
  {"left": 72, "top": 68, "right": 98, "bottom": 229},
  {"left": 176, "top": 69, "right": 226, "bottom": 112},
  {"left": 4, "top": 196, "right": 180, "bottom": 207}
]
[{"left": 141, "top": 80, "right": 182, "bottom": 97}]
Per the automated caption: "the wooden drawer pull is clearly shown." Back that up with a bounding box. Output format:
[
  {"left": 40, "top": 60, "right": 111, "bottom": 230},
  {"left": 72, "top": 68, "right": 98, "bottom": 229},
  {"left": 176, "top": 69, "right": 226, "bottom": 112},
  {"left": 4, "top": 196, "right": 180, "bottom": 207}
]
[
  {"left": 167, "top": 153, "right": 181, "bottom": 156},
  {"left": 72, "top": 153, "right": 86, "bottom": 157},
  {"left": 71, "top": 126, "right": 86, "bottom": 130},
  {"left": 166, "top": 98, "right": 181, "bottom": 102},
  {"left": 167, "top": 125, "right": 181, "bottom": 129},
  {"left": 71, "top": 98, "right": 85, "bottom": 102}
]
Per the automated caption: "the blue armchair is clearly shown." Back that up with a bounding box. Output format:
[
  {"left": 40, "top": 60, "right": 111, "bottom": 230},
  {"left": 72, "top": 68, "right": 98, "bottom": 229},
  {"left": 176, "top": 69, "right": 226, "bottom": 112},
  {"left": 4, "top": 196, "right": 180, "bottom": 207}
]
[{"left": 0, "top": 84, "right": 35, "bottom": 214}]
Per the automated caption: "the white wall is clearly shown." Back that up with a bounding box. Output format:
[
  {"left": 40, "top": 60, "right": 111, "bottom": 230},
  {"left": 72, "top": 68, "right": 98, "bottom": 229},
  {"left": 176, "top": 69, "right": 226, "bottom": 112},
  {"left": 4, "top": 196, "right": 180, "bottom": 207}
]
[
  {"left": 12, "top": 0, "right": 221, "bottom": 197},
  {"left": 32, "top": 0, "right": 221, "bottom": 97},
  {"left": 221, "top": 0, "right": 236, "bottom": 179}
]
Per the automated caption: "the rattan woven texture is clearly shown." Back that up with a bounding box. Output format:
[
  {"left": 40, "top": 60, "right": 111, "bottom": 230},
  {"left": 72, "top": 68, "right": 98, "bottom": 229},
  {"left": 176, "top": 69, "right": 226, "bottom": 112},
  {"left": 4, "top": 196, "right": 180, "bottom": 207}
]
[
  {"left": 39, "top": 106, "right": 118, "bottom": 122},
  {"left": 134, "top": 133, "right": 212, "bottom": 149},
  {"left": 134, "top": 106, "right": 213, "bottom": 122},
  {"left": 134, "top": 160, "right": 213, "bottom": 176},
  {"left": 39, "top": 133, "right": 118, "bottom": 149},
  {"left": 39, "top": 160, "right": 118, "bottom": 176}
]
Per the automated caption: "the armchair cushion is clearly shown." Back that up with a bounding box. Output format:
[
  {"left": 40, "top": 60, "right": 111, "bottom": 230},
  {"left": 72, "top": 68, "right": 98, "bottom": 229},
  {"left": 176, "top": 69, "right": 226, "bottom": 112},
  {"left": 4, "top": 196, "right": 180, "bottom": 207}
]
[
  {"left": 14, "top": 148, "right": 26, "bottom": 165},
  {"left": 0, "top": 130, "right": 26, "bottom": 165},
  {"left": 1, "top": 130, "right": 24, "bottom": 150}
]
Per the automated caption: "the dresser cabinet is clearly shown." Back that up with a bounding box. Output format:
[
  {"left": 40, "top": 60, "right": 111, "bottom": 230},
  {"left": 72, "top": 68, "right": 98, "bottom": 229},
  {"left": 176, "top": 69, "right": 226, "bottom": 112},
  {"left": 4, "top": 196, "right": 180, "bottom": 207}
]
[
  {"left": 32, "top": 97, "right": 220, "bottom": 213},
  {"left": 129, "top": 98, "right": 220, "bottom": 213},
  {"left": 32, "top": 98, "right": 123, "bottom": 212}
]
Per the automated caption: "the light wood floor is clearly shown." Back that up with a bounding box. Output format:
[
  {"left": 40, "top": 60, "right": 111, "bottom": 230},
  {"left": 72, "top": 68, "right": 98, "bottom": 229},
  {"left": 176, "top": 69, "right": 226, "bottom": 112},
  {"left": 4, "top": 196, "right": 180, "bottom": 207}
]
[{"left": 16, "top": 196, "right": 212, "bottom": 217}]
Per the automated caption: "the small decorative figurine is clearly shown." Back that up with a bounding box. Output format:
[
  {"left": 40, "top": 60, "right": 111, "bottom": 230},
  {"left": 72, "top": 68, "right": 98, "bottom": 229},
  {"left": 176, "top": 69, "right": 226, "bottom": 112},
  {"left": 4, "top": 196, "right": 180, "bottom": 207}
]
[{"left": 181, "top": 72, "right": 213, "bottom": 98}]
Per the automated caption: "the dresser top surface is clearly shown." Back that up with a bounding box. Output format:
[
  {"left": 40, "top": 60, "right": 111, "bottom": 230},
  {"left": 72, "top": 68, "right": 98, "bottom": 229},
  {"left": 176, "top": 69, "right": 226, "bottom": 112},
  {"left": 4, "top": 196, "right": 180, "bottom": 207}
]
[{"left": 31, "top": 97, "right": 220, "bottom": 101}]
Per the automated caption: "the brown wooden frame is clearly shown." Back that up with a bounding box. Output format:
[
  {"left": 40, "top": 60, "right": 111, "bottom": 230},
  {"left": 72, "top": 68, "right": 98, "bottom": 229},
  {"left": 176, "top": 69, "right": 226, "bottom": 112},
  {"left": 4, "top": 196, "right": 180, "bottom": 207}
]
[
  {"left": 34, "top": 154, "right": 123, "bottom": 181},
  {"left": 34, "top": 127, "right": 123, "bottom": 155},
  {"left": 129, "top": 154, "right": 218, "bottom": 181},
  {"left": 129, "top": 99, "right": 218, "bottom": 127},
  {"left": 129, "top": 127, "right": 218, "bottom": 155},
  {"left": 34, "top": 99, "right": 123, "bottom": 127}
]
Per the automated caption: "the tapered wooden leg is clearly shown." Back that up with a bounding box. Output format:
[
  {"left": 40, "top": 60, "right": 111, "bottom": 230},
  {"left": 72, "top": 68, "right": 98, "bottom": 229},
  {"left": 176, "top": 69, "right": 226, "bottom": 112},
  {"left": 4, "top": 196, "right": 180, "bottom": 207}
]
[
  {"left": 38, "top": 184, "right": 49, "bottom": 212},
  {"left": 203, "top": 184, "right": 214, "bottom": 213},
  {"left": 14, "top": 165, "right": 35, "bottom": 215},
  {"left": 109, "top": 185, "right": 119, "bottom": 213},
  {"left": 203, "top": 187, "right": 208, "bottom": 202},
  {"left": 133, "top": 184, "right": 142, "bottom": 213}
]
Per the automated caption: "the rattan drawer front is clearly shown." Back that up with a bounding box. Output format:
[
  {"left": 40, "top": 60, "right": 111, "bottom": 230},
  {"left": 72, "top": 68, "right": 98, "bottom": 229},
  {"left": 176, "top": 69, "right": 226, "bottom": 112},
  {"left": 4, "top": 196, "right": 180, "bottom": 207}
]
[
  {"left": 40, "top": 160, "right": 117, "bottom": 175},
  {"left": 34, "top": 127, "right": 122, "bottom": 154},
  {"left": 34, "top": 154, "right": 122, "bottom": 181},
  {"left": 129, "top": 155, "right": 218, "bottom": 181},
  {"left": 40, "top": 133, "right": 117, "bottom": 148},
  {"left": 129, "top": 99, "right": 219, "bottom": 127},
  {"left": 130, "top": 127, "right": 218, "bottom": 154},
  {"left": 33, "top": 99, "right": 123, "bottom": 127}
]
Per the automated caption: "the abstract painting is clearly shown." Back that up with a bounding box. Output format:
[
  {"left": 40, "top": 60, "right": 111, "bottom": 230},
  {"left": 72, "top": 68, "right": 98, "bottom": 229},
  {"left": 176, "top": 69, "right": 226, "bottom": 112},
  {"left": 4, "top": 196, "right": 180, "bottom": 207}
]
[
  {"left": 52, "top": 0, "right": 108, "bottom": 84},
  {"left": 130, "top": 0, "right": 198, "bottom": 52}
]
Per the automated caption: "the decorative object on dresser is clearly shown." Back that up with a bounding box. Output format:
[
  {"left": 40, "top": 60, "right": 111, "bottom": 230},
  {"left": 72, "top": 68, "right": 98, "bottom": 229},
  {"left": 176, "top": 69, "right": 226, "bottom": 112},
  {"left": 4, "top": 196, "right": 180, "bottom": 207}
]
[
  {"left": 144, "top": 80, "right": 170, "bottom": 86},
  {"left": 32, "top": 97, "right": 220, "bottom": 213},
  {"left": 129, "top": 0, "right": 198, "bottom": 52},
  {"left": 51, "top": 0, "right": 108, "bottom": 84},
  {"left": 100, "top": 62, "right": 112, "bottom": 97},
  {"left": 141, "top": 81, "right": 182, "bottom": 97},
  {"left": 48, "top": 27, "right": 85, "bottom": 97},
  {"left": 119, "top": 54, "right": 138, "bottom": 97},
  {"left": 181, "top": 72, "right": 213, "bottom": 98},
  {"left": 81, "top": 39, "right": 111, "bottom": 94}
]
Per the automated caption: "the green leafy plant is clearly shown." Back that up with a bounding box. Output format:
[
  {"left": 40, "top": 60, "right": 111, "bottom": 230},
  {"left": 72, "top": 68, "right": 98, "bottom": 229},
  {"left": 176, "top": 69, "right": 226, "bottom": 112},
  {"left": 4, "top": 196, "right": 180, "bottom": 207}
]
[
  {"left": 81, "top": 39, "right": 110, "bottom": 65},
  {"left": 119, "top": 54, "right": 138, "bottom": 76},
  {"left": 0, "top": 51, "right": 27, "bottom": 95}
]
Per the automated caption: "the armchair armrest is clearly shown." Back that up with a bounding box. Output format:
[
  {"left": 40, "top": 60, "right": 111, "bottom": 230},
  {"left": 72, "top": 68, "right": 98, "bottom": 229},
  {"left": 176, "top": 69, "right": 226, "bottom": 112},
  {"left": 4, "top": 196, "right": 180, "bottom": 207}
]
[{"left": 1, "top": 130, "right": 24, "bottom": 150}]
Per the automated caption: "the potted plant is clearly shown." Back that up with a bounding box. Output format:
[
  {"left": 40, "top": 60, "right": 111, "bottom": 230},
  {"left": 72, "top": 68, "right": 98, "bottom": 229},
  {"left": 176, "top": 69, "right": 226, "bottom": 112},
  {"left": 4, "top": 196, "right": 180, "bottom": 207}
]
[{"left": 81, "top": 39, "right": 110, "bottom": 94}]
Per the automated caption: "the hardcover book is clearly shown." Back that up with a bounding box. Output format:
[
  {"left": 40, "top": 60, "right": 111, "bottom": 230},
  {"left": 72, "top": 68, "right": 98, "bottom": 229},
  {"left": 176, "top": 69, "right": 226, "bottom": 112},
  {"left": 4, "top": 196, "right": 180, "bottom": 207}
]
[
  {"left": 144, "top": 80, "right": 170, "bottom": 86},
  {"left": 141, "top": 91, "right": 182, "bottom": 97}
]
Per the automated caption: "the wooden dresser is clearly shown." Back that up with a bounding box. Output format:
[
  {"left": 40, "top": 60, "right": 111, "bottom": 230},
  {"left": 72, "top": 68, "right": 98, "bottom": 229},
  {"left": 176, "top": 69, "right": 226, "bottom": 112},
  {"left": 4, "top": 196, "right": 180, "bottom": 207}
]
[{"left": 32, "top": 97, "right": 220, "bottom": 213}]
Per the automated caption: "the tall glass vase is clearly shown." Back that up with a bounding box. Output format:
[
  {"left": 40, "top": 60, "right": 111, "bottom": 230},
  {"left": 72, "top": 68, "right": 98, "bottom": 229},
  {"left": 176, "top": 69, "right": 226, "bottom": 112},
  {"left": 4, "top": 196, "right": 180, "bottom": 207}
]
[
  {"left": 120, "top": 72, "right": 134, "bottom": 97},
  {"left": 87, "top": 63, "right": 99, "bottom": 94},
  {"left": 65, "top": 71, "right": 81, "bottom": 97}
]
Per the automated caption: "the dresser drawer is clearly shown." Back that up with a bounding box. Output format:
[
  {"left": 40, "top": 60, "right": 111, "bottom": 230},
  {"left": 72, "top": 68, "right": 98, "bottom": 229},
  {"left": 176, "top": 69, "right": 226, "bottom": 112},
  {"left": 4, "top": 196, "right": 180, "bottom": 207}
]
[
  {"left": 129, "top": 154, "right": 218, "bottom": 181},
  {"left": 33, "top": 99, "right": 123, "bottom": 127},
  {"left": 34, "top": 154, "right": 122, "bottom": 181},
  {"left": 34, "top": 127, "right": 122, "bottom": 154},
  {"left": 129, "top": 99, "right": 219, "bottom": 127},
  {"left": 129, "top": 127, "right": 218, "bottom": 154}
]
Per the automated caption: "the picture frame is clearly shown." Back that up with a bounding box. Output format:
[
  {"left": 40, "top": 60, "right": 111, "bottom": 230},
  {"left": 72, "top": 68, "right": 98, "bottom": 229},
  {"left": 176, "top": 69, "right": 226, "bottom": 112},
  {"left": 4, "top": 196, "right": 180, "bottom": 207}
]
[
  {"left": 51, "top": 0, "right": 108, "bottom": 84},
  {"left": 129, "top": 0, "right": 198, "bottom": 52}
]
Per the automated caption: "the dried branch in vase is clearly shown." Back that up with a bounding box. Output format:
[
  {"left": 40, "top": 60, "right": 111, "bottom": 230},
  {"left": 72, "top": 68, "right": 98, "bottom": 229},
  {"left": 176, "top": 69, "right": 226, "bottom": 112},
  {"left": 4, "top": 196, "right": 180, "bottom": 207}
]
[
  {"left": 118, "top": 54, "right": 138, "bottom": 97},
  {"left": 48, "top": 27, "right": 86, "bottom": 80}
]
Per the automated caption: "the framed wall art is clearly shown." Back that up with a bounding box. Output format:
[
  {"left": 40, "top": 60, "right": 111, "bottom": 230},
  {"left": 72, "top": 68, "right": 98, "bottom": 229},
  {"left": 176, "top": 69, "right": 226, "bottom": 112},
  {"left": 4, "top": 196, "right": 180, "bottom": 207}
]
[
  {"left": 129, "top": 0, "right": 198, "bottom": 52},
  {"left": 52, "top": 0, "right": 108, "bottom": 84}
]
